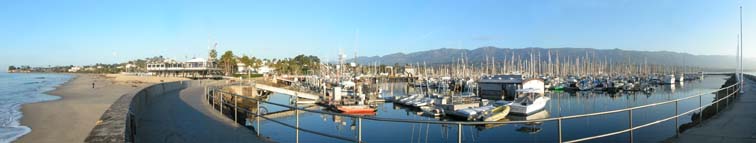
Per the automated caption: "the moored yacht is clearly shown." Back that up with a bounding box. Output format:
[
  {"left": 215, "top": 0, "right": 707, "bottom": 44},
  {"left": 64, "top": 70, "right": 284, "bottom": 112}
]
[{"left": 509, "top": 88, "right": 550, "bottom": 115}]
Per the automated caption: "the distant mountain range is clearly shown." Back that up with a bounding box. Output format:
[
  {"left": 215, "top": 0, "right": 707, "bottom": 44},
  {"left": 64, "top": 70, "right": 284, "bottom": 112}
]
[{"left": 351, "top": 47, "right": 754, "bottom": 70}]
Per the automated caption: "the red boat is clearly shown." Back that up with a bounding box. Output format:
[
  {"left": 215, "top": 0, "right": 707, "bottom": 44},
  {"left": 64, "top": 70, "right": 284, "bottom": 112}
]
[{"left": 335, "top": 105, "right": 376, "bottom": 114}]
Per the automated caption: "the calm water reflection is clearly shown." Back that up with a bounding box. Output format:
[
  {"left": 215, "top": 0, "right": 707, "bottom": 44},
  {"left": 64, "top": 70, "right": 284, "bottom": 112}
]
[{"left": 255, "top": 75, "right": 728, "bottom": 143}]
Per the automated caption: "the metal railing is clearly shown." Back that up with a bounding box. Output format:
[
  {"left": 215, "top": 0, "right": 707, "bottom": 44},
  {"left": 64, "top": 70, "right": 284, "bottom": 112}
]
[{"left": 205, "top": 79, "right": 742, "bottom": 143}]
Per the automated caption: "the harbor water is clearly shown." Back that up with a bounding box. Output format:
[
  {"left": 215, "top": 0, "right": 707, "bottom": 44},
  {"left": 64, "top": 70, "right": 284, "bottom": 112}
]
[
  {"left": 0, "top": 73, "right": 72, "bottom": 143},
  {"left": 255, "top": 75, "right": 729, "bottom": 142}
]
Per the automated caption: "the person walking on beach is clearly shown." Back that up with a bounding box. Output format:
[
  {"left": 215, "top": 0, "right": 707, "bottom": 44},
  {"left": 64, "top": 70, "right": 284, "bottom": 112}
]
[{"left": 92, "top": 82, "right": 95, "bottom": 88}]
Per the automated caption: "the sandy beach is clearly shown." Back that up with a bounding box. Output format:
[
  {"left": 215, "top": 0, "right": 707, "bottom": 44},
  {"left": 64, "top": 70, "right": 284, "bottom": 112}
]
[{"left": 17, "top": 74, "right": 187, "bottom": 143}]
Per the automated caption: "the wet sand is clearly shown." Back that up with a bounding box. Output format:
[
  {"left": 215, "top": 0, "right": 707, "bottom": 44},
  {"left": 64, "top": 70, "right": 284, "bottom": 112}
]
[{"left": 18, "top": 74, "right": 186, "bottom": 143}]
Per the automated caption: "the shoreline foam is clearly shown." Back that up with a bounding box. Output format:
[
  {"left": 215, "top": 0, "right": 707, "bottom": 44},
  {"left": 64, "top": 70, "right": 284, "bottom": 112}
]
[{"left": 0, "top": 73, "right": 73, "bottom": 143}]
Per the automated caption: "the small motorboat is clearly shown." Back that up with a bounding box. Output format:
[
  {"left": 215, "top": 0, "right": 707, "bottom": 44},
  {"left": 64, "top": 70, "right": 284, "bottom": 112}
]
[
  {"left": 397, "top": 94, "right": 422, "bottom": 105},
  {"left": 509, "top": 88, "right": 550, "bottom": 115},
  {"left": 420, "top": 106, "right": 445, "bottom": 117},
  {"left": 450, "top": 105, "right": 497, "bottom": 121},
  {"left": 411, "top": 97, "right": 435, "bottom": 108},
  {"left": 479, "top": 105, "right": 511, "bottom": 121},
  {"left": 335, "top": 105, "right": 376, "bottom": 114}
]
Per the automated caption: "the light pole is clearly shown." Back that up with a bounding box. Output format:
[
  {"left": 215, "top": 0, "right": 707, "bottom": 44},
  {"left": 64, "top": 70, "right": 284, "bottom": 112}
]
[{"left": 740, "top": 6, "right": 745, "bottom": 93}]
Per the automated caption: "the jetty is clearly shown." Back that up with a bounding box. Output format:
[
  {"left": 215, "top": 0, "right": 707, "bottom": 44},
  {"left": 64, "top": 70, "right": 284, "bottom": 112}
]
[
  {"left": 669, "top": 74, "right": 755, "bottom": 143},
  {"left": 84, "top": 81, "right": 265, "bottom": 143}
]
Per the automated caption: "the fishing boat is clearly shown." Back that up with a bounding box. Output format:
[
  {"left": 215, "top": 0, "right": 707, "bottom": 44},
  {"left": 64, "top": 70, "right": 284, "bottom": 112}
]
[
  {"left": 335, "top": 105, "right": 376, "bottom": 114},
  {"left": 509, "top": 88, "right": 551, "bottom": 115},
  {"left": 478, "top": 105, "right": 511, "bottom": 121}
]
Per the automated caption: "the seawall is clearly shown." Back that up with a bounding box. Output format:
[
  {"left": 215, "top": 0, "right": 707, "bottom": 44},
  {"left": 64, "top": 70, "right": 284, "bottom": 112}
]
[{"left": 83, "top": 80, "right": 204, "bottom": 143}]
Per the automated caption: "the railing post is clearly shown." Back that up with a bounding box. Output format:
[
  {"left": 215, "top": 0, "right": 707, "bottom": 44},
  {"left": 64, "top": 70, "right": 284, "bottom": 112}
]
[
  {"left": 295, "top": 94, "right": 299, "bottom": 143},
  {"left": 256, "top": 97, "right": 261, "bottom": 136},
  {"left": 457, "top": 123, "right": 462, "bottom": 143},
  {"left": 727, "top": 86, "right": 731, "bottom": 107},
  {"left": 699, "top": 95, "right": 703, "bottom": 123},
  {"left": 358, "top": 117, "right": 363, "bottom": 143},
  {"left": 220, "top": 92, "right": 224, "bottom": 114},
  {"left": 234, "top": 95, "right": 238, "bottom": 123},
  {"left": 725, "top": 86, "right": 740, "bottom": 106},
  {"left": 629, "top": 109, "right": 633, "bottom": 143},
  {"left": 675, "top": 100, "right": 679, "bottom": 137},
  {"left": 558, "top": 118, "right": 563, "bottom": 143},
  {"left": 716, "top": 95, "right": 720, "bottom": 114},
  {"left": 216, "top": 92, "right": 221, "bottom": 111}
]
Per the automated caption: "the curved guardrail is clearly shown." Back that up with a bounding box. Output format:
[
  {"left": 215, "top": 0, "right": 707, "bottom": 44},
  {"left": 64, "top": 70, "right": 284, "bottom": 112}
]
[{"left": 205, "top": 78, "right": 743, "bottom": 143}]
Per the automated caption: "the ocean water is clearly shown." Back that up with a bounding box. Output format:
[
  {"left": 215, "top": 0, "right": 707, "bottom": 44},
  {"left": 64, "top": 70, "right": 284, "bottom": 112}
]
[{"left": 0, "top": 73, "right": 73, "bottom": 143}]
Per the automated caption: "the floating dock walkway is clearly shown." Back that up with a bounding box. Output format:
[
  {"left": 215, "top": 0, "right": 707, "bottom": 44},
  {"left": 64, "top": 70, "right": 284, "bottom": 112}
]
[{"left": 253, "top": 83, "right": 320, "bottom": 100}]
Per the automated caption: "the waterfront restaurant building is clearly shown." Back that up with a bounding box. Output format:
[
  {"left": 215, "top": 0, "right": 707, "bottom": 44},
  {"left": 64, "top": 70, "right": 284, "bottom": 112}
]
[{"left": 146, "top": 58, "right": 222, "bottom": 79}]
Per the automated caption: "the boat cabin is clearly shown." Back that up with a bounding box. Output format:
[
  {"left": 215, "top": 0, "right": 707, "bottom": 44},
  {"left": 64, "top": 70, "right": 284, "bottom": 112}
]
[{"left": 478, "top": 75, "right": 523, "bottom": 100}]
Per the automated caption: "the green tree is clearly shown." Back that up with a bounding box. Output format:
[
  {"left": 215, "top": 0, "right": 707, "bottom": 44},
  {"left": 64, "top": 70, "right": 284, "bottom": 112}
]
[
  {"left": 209, "top": 49, "right": 218, "bottom": 60},
  {"left": 240, "top": 55, "right": 251, "bottom": 66},
  {"left": 250, "top": 57, "right": 262, "bottom": 69},
  {"left": 290, "top": 54, "right": 320, "bottom": 75},
  {"left": 218, "top": 51, "right": 236, "bottom": 76},
  {"left": 239, "top": 55, "right": 255, "bottom": 73}
]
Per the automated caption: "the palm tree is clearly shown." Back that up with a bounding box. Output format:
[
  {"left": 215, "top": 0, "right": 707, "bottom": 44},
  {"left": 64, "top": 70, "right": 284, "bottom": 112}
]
[{"left": 219, "top": 51, "right": 236, "bottom": 76}]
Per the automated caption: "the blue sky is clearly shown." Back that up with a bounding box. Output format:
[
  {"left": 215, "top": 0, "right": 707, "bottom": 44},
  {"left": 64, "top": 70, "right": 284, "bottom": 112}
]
[{"left": 0, "top": 0, "right": 753, "bottom": 68}]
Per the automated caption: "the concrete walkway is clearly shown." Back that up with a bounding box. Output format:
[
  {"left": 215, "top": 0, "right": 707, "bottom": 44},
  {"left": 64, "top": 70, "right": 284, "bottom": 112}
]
[
  {"left": 670, "top": 77, "right": 756, "bottom": 143},
  {"left": 135, "top": 85, "right": 263, "bottom": 143}
]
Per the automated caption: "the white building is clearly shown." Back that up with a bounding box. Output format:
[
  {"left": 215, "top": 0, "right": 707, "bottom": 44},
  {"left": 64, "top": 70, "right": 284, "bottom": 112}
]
[
  {"left": 256, "top": 65, "right": 274, "bottom": 74},
  {"left": 68, "top": 66, "right": 82, "bottom": 72},
  {"left": 146, "top": 58, "right": 222, "bottom": 79},
  {"left": 237, "top": 62, "right": 251, "bottom": 74}
]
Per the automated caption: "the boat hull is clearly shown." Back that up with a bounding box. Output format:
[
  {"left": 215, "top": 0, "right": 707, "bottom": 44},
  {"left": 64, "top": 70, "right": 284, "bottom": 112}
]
[
  {"left": 336, "top": 105, "right": 376, "bottom": 114},
  {"left": 482, "top": 106, "right": 511, "bottom": 121},
  {"left": 510, "top": 96, "right": 550, "bottom": 115}
]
